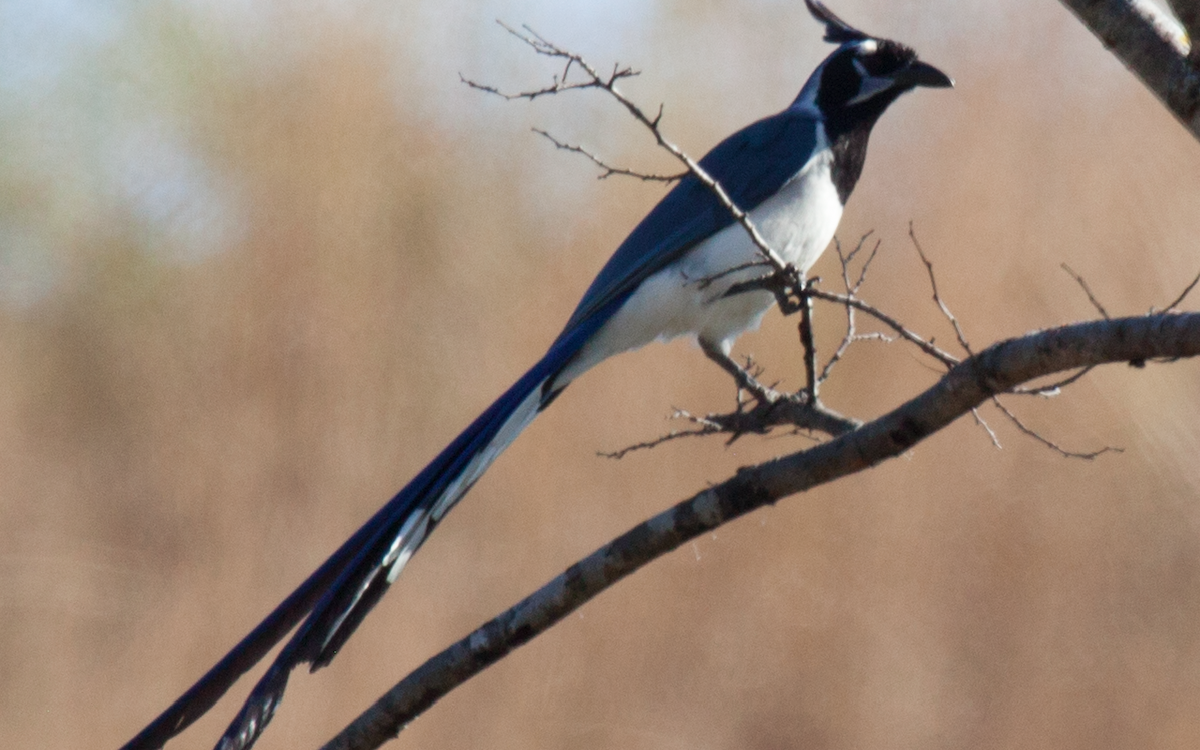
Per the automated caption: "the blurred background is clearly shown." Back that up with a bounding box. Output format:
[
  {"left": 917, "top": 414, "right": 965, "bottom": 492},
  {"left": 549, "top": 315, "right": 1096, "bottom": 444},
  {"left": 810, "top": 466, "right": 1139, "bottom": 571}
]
[{"left": 2, "top": 0, "right": 1200, "bottom": 748}]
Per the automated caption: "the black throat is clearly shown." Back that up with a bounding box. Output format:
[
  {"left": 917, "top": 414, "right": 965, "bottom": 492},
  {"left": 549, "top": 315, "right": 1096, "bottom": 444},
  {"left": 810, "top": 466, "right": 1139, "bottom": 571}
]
[
  {"left": 825, "top": 120, "right": 872, "bottom": 205},
  {"left": 821, "top": 89, "right": 902, "bottom": 205}
]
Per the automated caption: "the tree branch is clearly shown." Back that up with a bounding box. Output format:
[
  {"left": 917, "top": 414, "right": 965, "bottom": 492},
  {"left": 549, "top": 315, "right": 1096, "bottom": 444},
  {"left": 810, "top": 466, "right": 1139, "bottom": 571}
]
[
  {"left": 1167, "top": 0, "right": 1200, "bottom": 63},
  {"left": 462, "top": 22, "right": 796, "bottom": 280},
  {"left": 819, "top": 233, "right": 883, "bottom": 385},
  {"left": 1056, "top": 0, "right": 1200, "bottom": 140},
  {"left": 531, "top": 129, "right": 686, "bottom": 183},
  {"left": 805, "top": 288, "right": 960, "bottom": 367},
  {"left": 320, "top": 311, "right": 1200, "bottom": 750},
  {"left": 1061, "top": 263, "right": 1112, "bottom": 319},
  {"left": 990, "top": 396, "right": 1121, "bottom": 459},
  {"left": 910, "top": 223, "right": 973, "bottom": 355}
]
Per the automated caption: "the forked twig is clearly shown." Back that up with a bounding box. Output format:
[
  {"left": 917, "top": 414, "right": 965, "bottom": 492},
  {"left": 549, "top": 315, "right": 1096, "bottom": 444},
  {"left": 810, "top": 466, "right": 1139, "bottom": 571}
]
[
  {"left": 463, "top": 22, "right": 792, "bottom": 277},
  {"left": 806, "top": 288, "right": 959, "bottom": 367},
  {"left": 599, "top": 409, "right": 720, "bottom": 459},
  {"left": 532, "top": 129, "right": 686, "bottom": 182},
  {"left": 819, "top": 232, "right": 883, "bottom": 384}
]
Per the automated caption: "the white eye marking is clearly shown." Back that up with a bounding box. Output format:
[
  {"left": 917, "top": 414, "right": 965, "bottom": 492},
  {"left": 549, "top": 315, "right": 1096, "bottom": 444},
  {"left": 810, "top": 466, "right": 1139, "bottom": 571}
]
[{"left": 854, "top": 39, "right": 879, "bottom": 55}]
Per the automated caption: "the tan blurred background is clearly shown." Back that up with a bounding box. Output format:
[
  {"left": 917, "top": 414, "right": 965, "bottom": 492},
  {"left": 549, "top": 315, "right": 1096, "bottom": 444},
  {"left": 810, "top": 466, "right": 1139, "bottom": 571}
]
[{"left": 2, "top": 1, "right": 1200, "bottom": 748}]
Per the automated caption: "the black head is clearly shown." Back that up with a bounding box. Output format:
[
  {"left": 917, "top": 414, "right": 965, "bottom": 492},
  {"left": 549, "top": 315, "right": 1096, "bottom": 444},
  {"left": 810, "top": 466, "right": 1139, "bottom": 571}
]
[
  {"left": 796, "top": 1, "right": 952, "bottom": 202},
  {"left": 800, "top": 0, "right": 952, "bottom": 136},
  {"left": 801, "top": 0, "right": 950, "bottom": 132},
  {"left": 815, "top": 38, "right": 952, "bottom": 136}
]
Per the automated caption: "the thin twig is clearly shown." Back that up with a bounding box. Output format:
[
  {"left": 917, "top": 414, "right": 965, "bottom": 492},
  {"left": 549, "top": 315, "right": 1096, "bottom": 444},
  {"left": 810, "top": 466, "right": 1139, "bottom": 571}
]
[
  {"left": 599, "top": 412, "right": 719, "bottom": 458},
  {"left": 806, "top": 288, "right": 960, "bottom": 367},
  {"left": 1011, "top": 366, "right": 1093, "bottom": 397},
  {"left": 1160, "top": 268, "right": 1200, "bottom": 313},
  {"left": 991, "top": 397, "right": 1121, "bottom": 460},
  {"left": 971, "top": 407, "right": 1002, "bottom": 449},
  {"left": 819, "top": 233, "right": 882, "bottom": 383},
  {"left": 819, "top": 243, "right": 858, "bottom": 384},
  {"left": 910, "top": 222, "right": 972, "bottom": 354},
  {"left": 851, "top": 238, "right": 881, "bottom": 292},
  {"left": 1061, "top": 263, "right": 1111, "bottom": 320},
  {"left": 693, "top": 259, "right": 775, "bottom": 291},
  {"left": 463, "top": 21, "right": 793, "bottom": 279},
  {"left": 532, "top": 129, "right": 686, "bottom": 183}
]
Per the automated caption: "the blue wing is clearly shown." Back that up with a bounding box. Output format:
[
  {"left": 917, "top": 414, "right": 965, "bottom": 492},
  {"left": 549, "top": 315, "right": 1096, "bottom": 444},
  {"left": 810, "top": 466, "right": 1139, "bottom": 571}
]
[{"left": 560, "top": 108, "right": 821, "bottom": 336}]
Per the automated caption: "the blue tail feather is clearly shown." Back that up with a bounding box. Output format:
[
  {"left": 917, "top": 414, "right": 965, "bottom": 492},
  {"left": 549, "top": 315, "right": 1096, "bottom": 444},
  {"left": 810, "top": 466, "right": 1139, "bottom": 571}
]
[{"left": 212, "top": 304, "right": 619, "bottom": 750}]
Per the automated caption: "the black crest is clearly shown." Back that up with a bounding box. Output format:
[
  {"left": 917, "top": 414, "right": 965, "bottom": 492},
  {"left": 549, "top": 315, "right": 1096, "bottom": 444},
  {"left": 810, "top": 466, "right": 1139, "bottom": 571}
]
[{"left": 804, "top": 0, "right": 872, "bottom": 43}]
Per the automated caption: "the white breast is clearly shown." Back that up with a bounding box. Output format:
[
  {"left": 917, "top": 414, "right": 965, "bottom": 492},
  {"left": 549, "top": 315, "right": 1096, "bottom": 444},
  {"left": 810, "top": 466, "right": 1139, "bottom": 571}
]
[{"left": 557, "top": 147, "right": 843, "bottom": 384}]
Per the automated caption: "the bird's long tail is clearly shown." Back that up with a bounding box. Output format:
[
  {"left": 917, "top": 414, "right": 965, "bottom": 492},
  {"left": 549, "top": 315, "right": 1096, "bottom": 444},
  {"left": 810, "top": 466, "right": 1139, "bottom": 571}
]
[
  {"left": 212, "top": 332, "right": 592, "bottom": 750},
  {"left": 121, "top": 312, "right": 610, "bottom": 750}
]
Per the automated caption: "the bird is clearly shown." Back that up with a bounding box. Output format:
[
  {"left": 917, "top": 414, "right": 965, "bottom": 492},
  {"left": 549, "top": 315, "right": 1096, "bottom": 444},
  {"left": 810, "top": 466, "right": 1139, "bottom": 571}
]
[{"left": 122, "top": 3, "right": 952, "bottom": 749}]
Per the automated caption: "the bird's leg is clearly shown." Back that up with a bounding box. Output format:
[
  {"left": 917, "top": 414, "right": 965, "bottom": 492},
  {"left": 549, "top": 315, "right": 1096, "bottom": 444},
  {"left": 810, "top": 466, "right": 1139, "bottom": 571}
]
[
  {"left": 768, "top": 265, "right": 807, "bottom": 315},
  {"left": 698, "top": 339, "right": 859, "bottom": 441},
  {"left": 700, "top": 340, "right": 778, "bottom": 405},
  {"left": 796, "top": 276, "right": 819, "bottom": 401}
]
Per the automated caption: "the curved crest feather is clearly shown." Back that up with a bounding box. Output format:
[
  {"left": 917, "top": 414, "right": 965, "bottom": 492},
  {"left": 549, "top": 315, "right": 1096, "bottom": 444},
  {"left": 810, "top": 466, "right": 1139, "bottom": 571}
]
[{"left": 804, "top": 0, "right": 872, "bottom": 43}]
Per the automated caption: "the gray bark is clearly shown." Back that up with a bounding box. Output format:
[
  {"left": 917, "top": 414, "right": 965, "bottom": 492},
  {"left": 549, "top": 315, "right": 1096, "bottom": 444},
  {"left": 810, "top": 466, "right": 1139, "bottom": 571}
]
[
  {"left": 321, "top": 312, "right": 1200, "bottom": 750},
  {"left": 1057, "top": 0, "right": 1200, "bottom": 136}
]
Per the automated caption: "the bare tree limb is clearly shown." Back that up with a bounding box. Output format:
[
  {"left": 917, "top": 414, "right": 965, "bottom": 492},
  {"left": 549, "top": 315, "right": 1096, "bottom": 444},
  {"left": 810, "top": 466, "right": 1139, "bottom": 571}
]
[
  {"left": 320, "top": 311, "right": 1200, "bottom": 750},
  {"left": 597, "top": 411, "right": 719, "bottom": 458},
  {"left": 1056, "top": 0, "right": 1200, "bottom": 140}
]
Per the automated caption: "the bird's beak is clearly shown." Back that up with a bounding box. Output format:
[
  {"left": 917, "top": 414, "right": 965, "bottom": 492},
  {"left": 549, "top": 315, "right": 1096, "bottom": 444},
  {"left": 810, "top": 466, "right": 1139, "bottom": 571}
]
[{"left": 895, "top": 60, "right": 954, "bottom": 89}]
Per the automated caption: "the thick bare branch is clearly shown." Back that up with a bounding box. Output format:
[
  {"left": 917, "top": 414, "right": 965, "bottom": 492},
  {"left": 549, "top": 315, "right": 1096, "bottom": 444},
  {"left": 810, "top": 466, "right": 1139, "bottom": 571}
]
[
  {"left": 1167, "top": 0, "right": 1200, "bottom": 62},
  {"left": 1056, "top": 0, "right": 1200, "bottom": 140},
  {"left": 320, "top": 311, "right": 1200, "bottom": 750}
]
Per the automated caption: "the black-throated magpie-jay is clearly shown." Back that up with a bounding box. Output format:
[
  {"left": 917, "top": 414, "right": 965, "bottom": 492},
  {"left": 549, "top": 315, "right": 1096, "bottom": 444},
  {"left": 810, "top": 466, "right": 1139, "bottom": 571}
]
[{"left": 124, "top": 3, "right": 952, "bottom": 748}]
